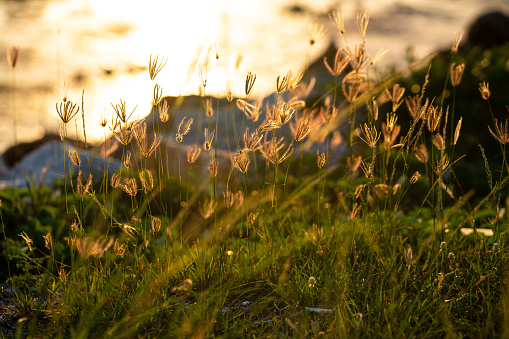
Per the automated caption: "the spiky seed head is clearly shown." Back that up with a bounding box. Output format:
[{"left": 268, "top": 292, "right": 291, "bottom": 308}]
[
  {"left": 410, "top": 171, "right": 421, "bottom": 184},
  {"left": 151, "top": 217, "right": 161, "bottom": 235},
  {"left": 234, "top": 150, "right": 250, "bottom": 173},
  {"left": 153, "top": 83, "right": 163, "bottom": 106},
  {"left": 451, "top": 31, "right": 463, "bottom": 54},
  {"left": 69, "top": 150, "right": 81, "bottom": 166},
  {"left": 453, "top": 117, "right": 463, "bottom": 145},
  {"left": 44, "top": 233, "right": 53, "bottom": 250},
  {"left": 479, "top": 81, "right": 490, "bottom": 100},
  {"left": 432, "top": 134, "right": 446, "bottom": 151},
  {"left": 208, "top": 160, "right": 217, "bottom": 177},
  {"left": 203, "top": 128, "right": 215, "bottom": 151},
  {"left": 203, "top": 97, "right": 214, "bottom": 117},
  {"left": 225, "top": 81, "right": 234, "bottom": 102},
  {"left": 245, "top": 72, "right": 256, "bottom": 96},
  {"left": 329, "top": 9, "right": 345, "bottom": 35},
  {"left": 309, "top": 23, "right": 326, "bottom": 45},
  {"left": 317, "top": 151, "right": 326, "bottom": 169},
  {"left": 356, "top": 10, "right": 369, "bottom": 39},
  {"left": 149, "top": 53, "right": 167, "bottom": 80},
  {"left": 187, "top": 144, "right": 201, "bottom": 163},
  {"left": 450, "top": 63, "right": 465, "bottom": 87}
]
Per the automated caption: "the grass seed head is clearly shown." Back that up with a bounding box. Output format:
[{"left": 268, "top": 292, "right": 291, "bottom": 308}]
[
  {"left": 149, "top": 53, "right": 167, "bottom": 80},
  {"left": 203, "top": 128, "right": 215, "bottom": 151},
  {"left": 245, "top": 72, "right": 256, "bottom": 96},
  {"left": 488, "top": 118, "right": 509, "bottom": 144},
  {"left": 329, "top": 9, "right": 345, "bottom": 35},
  {"left": 56, "top": 100, "right": 80, "bottom": 124},
  {"left": 479, "top": 81, "right": 490, "bottom": 100},
  {"left": 309, "top": 23, "right": 326, "bottom": 46},
  {"left": 6, "top": 46, "right": 19, "bottom": 68},
  {"left": 356, "top": 10, "right": 369, "bottom": 39},
  {"left": 450, "top": 63, "right": 465, "bottom": 87},
  {"left": 187, "top": 144, "right": 201, "bottom": 163},
  {"left": 410, "top": 171, "right": 421, "bottom": 184}
]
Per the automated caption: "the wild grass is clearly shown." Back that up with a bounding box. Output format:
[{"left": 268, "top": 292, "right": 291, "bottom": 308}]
[{"left": 1, "top": 10, "right": 509, "bottom": 338}]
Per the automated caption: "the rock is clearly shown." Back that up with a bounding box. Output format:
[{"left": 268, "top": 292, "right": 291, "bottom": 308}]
[
  {"left": 0, "top": 141, "right": 121, "bottom": 189},
  {"left": 467, "top": 11, "right": 509, "bottom": 48}
]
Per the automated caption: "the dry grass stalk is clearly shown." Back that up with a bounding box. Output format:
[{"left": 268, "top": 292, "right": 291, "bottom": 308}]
[
  {"left": 426, "top": 105, "right": 443, "bottom": 132},
  {"left": 111, "top": 173, "right": 121, "bottom": 188},
  {"left": 317, "top": 151, "right": 326, "bottom": 169},
  {"left": 77, "top": 171, "right": 93, "bottom": 195},
  {"left": 276, "top": 102, "right": 295, "bottom": 125},
  {"left": 176, "top": 116, "right": 194, "bottom": 143},
  {"left": 234, "top": 150, "right": 250, "bottom": 173},
  {"left": 56, "top": 100, "right": 80, "bottom": 124},
  {"left": 245, "top": 72, "right": 256, "bottom": 96},
  {"left": 153, "top": 83, "right": 163, "bottom": 106},
  {"left": 122, "top": 152, "right": 132, "bottom": 169},
  {"left": 69, "top": 150, "right": 81, "bottom": 166},
  {"left": 432, "top": 134, "right": 446, "bottom": 151},
  {"left": 366, "top": 97, "right": 379, "bottom": 121},
  {"left": 208, "top": 160, "right": 217, "bottom": 177},
  {"left": 260, "top": 137, "right": 294, "bottom": 165},
  {"left": 410, "top": 171, "right": 421, "bottom": 184},
  {"left": 356, "top": 11, "right": 369, "bottom": 39},
  {"left": 488, "top": 118, "right": 509, "bottom": 144},
  {"left": 158, "top": 100, "right": 169, "bottom": 122},
  {"left": 450, "top": 63, "right": 465, "bottom": 87},
  {"left": 187, "top": 144, "right": 201, "bottom": 163},
  {"left": 291, "top": 117, "right": 311, "bottom": 142},
  {"left": 386, "top": 84, "right": 405, "bottom": 112},
  {"left": 324, "top": 48, "right": 351, "bottom": 77},
  {"left": 405, "top": 95, "right": 419, "bottom": 119},
  {"left": 479, "top": 82, "right": 490, "bottom": 100},
  {"left": 149, "top": 53, "right": 167, "bottom": 80},
  {"left": 433, "top": 154, "right": 450, "bottom": 175},
  {"left": 243, "top": 128, "right": 263, "bottom": 150},
  {"left": 258, "top": 118, "right": 280, "bottom": 132},
  {"left": 236, "top": 99, "right": 263, "bottom": 122},
  {"left": 309, "top": 23, "right": 326, "bottom": 46},
  {"left": 276, "top": 72, "right": 290, "bottom": 92},
  {"left": 453, "top": 117, "right": 463, "bottom": 145},
  {"left": 329, "top": 9, "right": 345, "bottom": 35},
  {"left": 111, "top": 99, "right": 137, "bottom": 125},
  {"left": 19, "top": 232, "right": 33, "bottom": 251},
  {"left": 414, "top": 144, "right": 429, "bottom": 163},
  {"left": 199, "top": 65, "right": 207, "bottom": 88},
  {"left": 287, "top": 71, "right": 303, "bottom": 90},
  {"left": 151, "top": 217, "right": 161, "bottom": 234},
  {"left": 203, "top": 128, "right": 215, "bottom": 151},
  {"left": 451, "top": 31, "right": 463, "bottom": 54},
  {"left": 43, "top": 233, "right": 53, "bottom": 250},
  {"left": 139, "top": 169, "right": 154, "bottom": 192},
  {"left": 76, "top": 236, "right": 114, "bottom": 259},
  {"left": 203, "top": 97, "right": 214, "bottom": 117},
  {"left": 134, "top": 122, "right": 161, "bottom": 157},
  {"left": 357, "top": 123, "right": 380, "bottom": 148}
]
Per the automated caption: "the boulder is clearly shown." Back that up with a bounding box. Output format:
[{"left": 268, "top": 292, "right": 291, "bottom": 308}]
[
  {"left": 0, "top": 141, "right": 121, "bottom": 189},
  {"left": 467, "top": 11, "right": 509, "bottom": 48}
]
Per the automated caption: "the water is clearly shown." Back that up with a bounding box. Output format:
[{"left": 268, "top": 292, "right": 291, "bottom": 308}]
[{"left": 0, "top": 0, "right": 507, "bottom": 152}]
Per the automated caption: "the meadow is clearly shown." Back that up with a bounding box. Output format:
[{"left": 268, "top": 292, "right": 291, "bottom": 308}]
[{"left": 1, "top": 10, "right": 509, "bottom": 338}]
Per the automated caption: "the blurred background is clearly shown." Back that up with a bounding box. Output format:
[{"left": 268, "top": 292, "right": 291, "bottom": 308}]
[{"left": 0, "top": 0, "right": 508, "bottom": 152}]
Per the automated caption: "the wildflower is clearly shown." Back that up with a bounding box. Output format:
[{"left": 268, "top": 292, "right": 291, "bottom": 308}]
[
  {"left": 187, "top": 144, "right": 201, "bottom": 163},
  {"left": 451, "top": 31, "right": 463, "bottom": 54},
  {"left": 6, "top": 46, "right": 19, "bottom": 68},
  {"left": 56, "top": 100, "right": 79, "bottom": 124},
  {"left": 356, "top": 10, "right": 369, "bottom": 39},
  {"left": 308, "top": 276, "right": 317, "bottom": 288},
  {"left": 309, "top": 23, "right": 325, "bottom": 45},
  {"left": 245, "top": 72, "right": 256, "bottom": 96},
  {"left": 43, "top": 233, "right": 53, "bottom": 250},
  {"left": 203, "top": 97, "right": 214, "bottom": 117},
  {"left": 234, "top": 150, "right": 250, "bottom": 173},
  {"left": 410, "top": 171, "right": 421, "bottom": 184},
  {"left": 450, "top": 63, "right": 465, "bottom": 87},
  {"left": 479, "top": 81, "right": 490, "bottom": 100},
  {"left": 203, "top": 128, "right": 215, "bottom": 151},
  {"left": 324, "top": 48, "right": 351, "bottom": 77},
  {"left": 227, "top": 250, "right": 234, "bottom": 256},
  {"left": 69, "top": 150, "right": 81, "bottom": 166},
  {"left": 149, "top": 53, "right": 167, "bottom": 80},
  {"left": 488, "top": 118, "right": 509, "bottom": 144}
]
